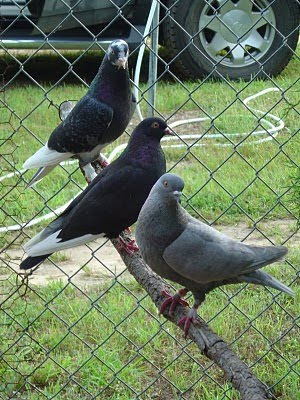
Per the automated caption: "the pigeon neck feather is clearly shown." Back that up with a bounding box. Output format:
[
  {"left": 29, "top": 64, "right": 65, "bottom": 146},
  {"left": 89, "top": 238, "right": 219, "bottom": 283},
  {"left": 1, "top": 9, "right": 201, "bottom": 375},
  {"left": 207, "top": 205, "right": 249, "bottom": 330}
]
[
  {"left": 140, "top": 194, "right": 187, "bottom": 249},
  {"left": 88, "top": 54, "right": 130, "bottom": 102},
  {"left": 126, "top": 134, "right": 163, "bottom": 167}
]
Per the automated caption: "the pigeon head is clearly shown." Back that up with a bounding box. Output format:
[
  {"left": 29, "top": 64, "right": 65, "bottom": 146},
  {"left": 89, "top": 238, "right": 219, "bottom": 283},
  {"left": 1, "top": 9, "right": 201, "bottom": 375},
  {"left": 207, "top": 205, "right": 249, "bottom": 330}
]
[
  {"left": 153, "top": 173, "right": 185, "bottom": 204},
  {"left": 107, "top": 40, "right": 129, "bottom": 69},
  {"left": 133, "top": 117, "right": 173, "bottom": 141}
]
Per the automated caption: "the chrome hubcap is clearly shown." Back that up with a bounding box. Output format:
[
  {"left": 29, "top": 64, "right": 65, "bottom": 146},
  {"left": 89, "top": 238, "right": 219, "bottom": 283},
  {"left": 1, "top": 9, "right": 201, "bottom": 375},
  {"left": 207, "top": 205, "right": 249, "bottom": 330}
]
[
  {"left": 199, "top": 0, "right": 276, "bottom": 67},
  {"left": 220, "top": 10, "right": 252, "bottom": 42}
]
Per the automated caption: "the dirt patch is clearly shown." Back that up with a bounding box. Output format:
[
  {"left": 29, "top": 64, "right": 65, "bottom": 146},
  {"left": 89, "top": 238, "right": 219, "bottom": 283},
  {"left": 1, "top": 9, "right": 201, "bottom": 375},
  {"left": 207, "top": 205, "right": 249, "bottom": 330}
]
[
  {"left": 2, "top": 238, "right": 128, "bottom": 288},
  {"left": 1, "top": 218, "right": 298, "bottom": 288}
]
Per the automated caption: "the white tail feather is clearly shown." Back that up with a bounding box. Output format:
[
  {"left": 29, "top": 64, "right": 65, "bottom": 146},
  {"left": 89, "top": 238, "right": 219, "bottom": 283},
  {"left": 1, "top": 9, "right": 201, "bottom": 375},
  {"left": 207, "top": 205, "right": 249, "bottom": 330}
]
[
  {"left": 24, "top": 227, "right": 49, "bottom": 252},
  {"left": 25, "top": 229, "right": 104, "bottom": 256},
  {"left": 26, "top": 165, "right": 56, "bottom": 188},
  {"left": 23, "top": 144, "right": 74, "bottom": 169}
]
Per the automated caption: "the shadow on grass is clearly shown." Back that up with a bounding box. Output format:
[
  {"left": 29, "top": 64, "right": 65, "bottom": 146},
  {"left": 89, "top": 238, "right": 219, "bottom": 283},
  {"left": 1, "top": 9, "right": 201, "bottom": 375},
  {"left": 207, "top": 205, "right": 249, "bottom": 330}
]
[{"left": 0, "top": 47, "right": 176, "bottom": 87}]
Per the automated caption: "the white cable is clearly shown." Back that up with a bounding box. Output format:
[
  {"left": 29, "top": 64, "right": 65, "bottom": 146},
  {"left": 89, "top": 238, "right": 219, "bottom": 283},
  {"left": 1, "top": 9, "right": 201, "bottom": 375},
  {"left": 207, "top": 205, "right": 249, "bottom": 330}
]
[
  {"left": 134, "top": 0, "right": 158, "bottom": 121},
  {"left": 0, "top": 200, "right": 74, "bottom": 232}
]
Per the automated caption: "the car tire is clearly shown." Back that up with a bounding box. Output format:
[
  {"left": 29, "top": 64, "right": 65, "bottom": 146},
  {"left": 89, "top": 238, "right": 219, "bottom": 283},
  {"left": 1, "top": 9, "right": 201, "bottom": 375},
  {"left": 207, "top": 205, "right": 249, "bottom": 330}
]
[{"left": 163, "top": 0, "right": 299, "bottom": 80}]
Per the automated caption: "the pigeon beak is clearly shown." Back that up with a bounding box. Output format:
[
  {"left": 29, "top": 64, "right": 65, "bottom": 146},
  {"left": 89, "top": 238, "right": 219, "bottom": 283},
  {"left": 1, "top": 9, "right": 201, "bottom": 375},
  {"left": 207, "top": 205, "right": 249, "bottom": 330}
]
[
  {"left": 164, "top": 127, "right": 174, "bottom": 136},
  {"left": 173, "top": 190, "right": 182, "bottom": 203},
  {"left": 116, "top": 57, "right": 127, "bottom": 70}
]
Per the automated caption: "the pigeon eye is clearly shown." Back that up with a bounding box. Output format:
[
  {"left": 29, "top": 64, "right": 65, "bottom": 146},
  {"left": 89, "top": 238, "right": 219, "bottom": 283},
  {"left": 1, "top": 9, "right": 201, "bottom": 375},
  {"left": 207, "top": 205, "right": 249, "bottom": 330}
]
[
  {"left": 151, "top": 122, "right": 159, "bottom": 129},
  {"left": 111, "top": 50, "right": 114, "bottom": 55},
  {"left": 163, "top": 181, "right": 168, "bottom": 187}
]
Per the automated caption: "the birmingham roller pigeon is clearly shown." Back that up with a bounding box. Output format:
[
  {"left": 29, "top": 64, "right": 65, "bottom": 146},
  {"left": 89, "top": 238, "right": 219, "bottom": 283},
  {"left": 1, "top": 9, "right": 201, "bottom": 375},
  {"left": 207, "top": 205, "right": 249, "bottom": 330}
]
[
  {"left": 23, "top": 39, "right": 136, "bottom": 187},
  {"left": 135, "top": 173, "right": 294, "bottom": 336},
  {"left": 20, "top": 117, "right": 171, "bottom": 270}
]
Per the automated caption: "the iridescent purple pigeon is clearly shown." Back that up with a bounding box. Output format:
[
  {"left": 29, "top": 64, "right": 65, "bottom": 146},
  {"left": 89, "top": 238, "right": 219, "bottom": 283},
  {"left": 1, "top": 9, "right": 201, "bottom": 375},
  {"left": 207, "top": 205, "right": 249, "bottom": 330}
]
[{"left": 20, "top": 118, "right": 171, "bottom": 270}]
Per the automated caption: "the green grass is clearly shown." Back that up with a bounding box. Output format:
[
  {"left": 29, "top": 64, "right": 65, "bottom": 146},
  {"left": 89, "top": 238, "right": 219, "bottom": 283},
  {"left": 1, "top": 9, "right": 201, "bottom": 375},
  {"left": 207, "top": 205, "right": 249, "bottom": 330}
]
[
  {"left": 50, "top": 252, "right": 70, "bottom": 263},
  {"left": 0, "top": 262, "right": 298, "bottom": 399},
  {"left": 288, "top": 150, "right": 300, "bottom": 226}
]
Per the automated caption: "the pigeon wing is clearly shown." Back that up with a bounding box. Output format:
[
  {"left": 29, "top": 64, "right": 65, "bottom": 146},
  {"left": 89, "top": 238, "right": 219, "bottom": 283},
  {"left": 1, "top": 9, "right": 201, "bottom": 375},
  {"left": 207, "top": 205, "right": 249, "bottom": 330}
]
[
  {"left": 48, "top": 95, "right": 113, "bottom": 154},
  {"left": 163, "top": 220, "right": 257, "bottom": 284},
  {"left": 53, "top": 164, "right": 146, "bottom": 242},
  {"left": 25, "top": 164, "right": 142, "bottom": 256}
]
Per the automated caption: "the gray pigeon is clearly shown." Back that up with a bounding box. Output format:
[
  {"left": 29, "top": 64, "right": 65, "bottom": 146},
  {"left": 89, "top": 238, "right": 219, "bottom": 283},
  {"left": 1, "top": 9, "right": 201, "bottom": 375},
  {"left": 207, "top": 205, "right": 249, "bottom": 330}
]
[
  {"left": 135, "top": 173, "right": 294, "bottom": 336},
  {"left": 23, "top": 39, "right": 135, "bottom": 187}
]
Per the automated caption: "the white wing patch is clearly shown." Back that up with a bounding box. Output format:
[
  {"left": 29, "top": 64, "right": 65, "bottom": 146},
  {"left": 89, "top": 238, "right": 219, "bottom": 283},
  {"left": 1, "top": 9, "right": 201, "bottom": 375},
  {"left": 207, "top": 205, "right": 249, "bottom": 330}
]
[
  {"left": 25, "top": 229, "right": 105, "bottom": 257},
  {"left": 23, "top": 143, "right": 74, "bottom": 169}
]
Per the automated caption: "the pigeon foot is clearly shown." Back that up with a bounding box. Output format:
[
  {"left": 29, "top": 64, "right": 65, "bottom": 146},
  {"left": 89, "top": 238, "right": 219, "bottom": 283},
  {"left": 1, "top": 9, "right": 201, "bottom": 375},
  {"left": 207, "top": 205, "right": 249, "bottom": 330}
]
[
  {"left": 97, "top": 154, "right": 109, "bottom": 168},
  {"left": 118, "top": 236, "right": 139, "bottom": 255},
  {"left": 178, "top": 307, "right": 198, "bottom": 338},
  {"left": 178, "top": 310, "right": 209, "bottom": 346},
  {"left": 100, "top": 160, "right": 109, "bottom": 168},
  {"left": 160, "top": 288, "right": 189, "bottom": 316},
  {"left": 80, "top": 163, "right": 97, "bottom": 184}
]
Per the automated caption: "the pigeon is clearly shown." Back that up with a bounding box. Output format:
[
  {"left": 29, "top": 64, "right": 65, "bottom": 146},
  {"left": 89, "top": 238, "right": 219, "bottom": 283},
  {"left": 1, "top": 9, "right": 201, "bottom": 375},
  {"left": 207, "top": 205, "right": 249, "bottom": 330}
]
[
  {"left": 135, "top": 173, "right": 294, "bottom": 337},
  {"left": 23, "top": 39, "right": 136, "bottom": 187},
  {"left": 20, "top": 117, "right": 171, "bottom": 270}
]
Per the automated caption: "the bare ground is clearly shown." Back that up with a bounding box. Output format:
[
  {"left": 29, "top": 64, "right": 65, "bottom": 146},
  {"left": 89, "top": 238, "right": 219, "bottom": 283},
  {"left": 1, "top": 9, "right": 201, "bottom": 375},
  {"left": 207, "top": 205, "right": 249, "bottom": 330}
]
[{"left": 1, "top": 218, "right": 298, "bottom": 288}]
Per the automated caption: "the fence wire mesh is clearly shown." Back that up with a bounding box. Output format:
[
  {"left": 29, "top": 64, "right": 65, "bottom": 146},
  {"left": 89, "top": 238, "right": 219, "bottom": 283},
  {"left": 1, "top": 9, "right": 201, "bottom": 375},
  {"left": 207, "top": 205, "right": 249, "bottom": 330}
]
[{"left": 0, "top": 0, "right": 299, "bottom": 399}]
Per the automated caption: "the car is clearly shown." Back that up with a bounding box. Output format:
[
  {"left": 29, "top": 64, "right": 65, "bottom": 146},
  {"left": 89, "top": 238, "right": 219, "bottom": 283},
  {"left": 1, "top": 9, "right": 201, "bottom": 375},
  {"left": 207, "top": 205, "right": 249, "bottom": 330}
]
[{"left": 1, "top": 0, "right": 299, "bottom": 80}]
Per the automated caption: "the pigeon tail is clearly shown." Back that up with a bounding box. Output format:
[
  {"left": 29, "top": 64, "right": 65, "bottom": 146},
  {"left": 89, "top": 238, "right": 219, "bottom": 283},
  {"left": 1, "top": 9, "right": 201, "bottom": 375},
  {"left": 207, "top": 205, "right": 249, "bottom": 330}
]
[
  {"left": 23, "top": 144, "right": 73, "bottom": 169},
  {"left": 26, "top": 166, "right": 56, "bottom": 188},
  {"left": 249, "top": 245, "right": 288, "bottom": 270},
  {"left": 20, "top": 254, "right": 51, "bottom": 270},
  {"left": 240, "top": 270, "right": 294, "bottom": 296}
]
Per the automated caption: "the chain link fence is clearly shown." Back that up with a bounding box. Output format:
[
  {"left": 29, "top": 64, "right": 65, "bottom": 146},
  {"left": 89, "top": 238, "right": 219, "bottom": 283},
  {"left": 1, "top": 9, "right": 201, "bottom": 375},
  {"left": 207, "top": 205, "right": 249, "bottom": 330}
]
[{"left": 0, "top": 0, "right": 299, "bottom": 399}]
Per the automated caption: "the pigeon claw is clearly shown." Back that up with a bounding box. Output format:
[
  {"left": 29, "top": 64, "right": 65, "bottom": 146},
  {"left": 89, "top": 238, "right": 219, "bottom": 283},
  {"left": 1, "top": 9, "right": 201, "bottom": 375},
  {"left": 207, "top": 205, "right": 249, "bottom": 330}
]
[
  {"left": 178, "top": 308, "right": 197, "bottom": 338},
  {"left": 118, "top": 237, "right": 139, "bottom": 255},
  {"left": 160, "top": 290, "right": 189, "bottom": 316},
  {"left": 178, "top": 316, "right": 193, "bottom": 338},
  {"left": 95, "top": 154, "right": 109, "bottom": 169},
  {"left": 100, "top": 159, "right": 109, "bottom": 168}
]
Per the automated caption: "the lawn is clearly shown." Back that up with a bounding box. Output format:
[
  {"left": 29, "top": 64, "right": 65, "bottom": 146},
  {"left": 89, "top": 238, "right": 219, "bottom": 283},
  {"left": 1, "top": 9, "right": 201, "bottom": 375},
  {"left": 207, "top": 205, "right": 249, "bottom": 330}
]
[
  {"left": 0, "top": 263, "right": 298, "bottom": 399},
  {"left": 0, "top": 47, "right": 299, "bottom": 399}
]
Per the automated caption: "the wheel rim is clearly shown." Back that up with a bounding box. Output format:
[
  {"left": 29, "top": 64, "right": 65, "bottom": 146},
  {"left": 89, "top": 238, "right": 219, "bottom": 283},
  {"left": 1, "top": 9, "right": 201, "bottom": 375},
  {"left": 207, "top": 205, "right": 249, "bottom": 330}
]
[{"left": 198, "top": 0, "right": 276, "bottom": 68}]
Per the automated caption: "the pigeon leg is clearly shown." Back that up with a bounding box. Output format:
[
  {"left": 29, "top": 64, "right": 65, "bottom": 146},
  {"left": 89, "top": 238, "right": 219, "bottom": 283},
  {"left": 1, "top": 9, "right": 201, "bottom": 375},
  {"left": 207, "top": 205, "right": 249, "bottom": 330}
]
[
  {"left": 160, "top": 288, "right": 189, "bottom": 316},
  {"left": 96, "top": 153, "right": 109, "bottom": 168},
  {"left": 80, "top": 162, "right": 97, "bottom": 184},
  {"left": 178, "top": 298, "right": 201, "bottom": 338},
  {"left": 117, "top": 236, "right": 139, "bottom": 255}
]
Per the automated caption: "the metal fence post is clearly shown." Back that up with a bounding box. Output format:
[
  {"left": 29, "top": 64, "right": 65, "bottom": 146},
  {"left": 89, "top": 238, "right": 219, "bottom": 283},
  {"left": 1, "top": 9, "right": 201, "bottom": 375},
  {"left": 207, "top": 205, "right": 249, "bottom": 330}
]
[{"left": 147, "top": 0, "right": 160, "bottom": 118}]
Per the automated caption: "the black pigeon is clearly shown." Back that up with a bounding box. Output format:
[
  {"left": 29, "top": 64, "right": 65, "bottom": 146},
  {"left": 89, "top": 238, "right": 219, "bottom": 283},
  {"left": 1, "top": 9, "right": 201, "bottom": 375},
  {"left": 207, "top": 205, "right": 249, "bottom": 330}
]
[
  {"left": 23, "top": 39, "right": 136, "bottom": 186},
  {"left": 136, "top": 173, "right": 294, "bottom": 336},
  {"left": 20, "top": 117, "right": 171, "bottom": 270}
]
